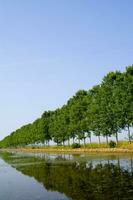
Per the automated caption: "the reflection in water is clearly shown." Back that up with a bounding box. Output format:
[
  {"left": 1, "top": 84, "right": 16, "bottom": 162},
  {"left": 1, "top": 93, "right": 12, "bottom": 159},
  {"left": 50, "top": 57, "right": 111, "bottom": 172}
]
[{"left": 1, "top": 152, "right": 133, "bottom": 200}]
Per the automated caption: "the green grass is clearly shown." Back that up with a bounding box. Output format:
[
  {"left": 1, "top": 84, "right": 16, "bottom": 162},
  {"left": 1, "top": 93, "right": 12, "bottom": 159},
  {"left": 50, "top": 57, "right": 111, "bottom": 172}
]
[
  {"left": 117, "top": 141, "right": 133, "bottom": 149},
  {"left": 83, "top": 143, "right": 108, "bottom": 148},
  {"left": 27, "top": 141, "right": 133, "bottom": 149}
]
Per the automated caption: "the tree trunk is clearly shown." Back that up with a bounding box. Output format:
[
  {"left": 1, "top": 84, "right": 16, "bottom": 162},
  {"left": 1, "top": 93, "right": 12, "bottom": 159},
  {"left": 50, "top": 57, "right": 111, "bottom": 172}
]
[
  {"left": 68, "top": 137, "right": 70, "bottom": 146},
  {"left": 128, "top": 125, "right": 131, "bottom": 144},
  {"left": 72, "top": 137, "right": 75, "bottom": 145},
  {"left": 83, "top": 137, "right": 86, "bottom": 147},
  {"left": 106, "top": 135, "right": 109, "bottom": 145},
  {"left": 115, "top": 132, "right": 118, "bottom": 144},
  {"left": 78, "top": 138, "right": 80, "bottom": 144},
  {"left": 98, "top": 135, "right": 101, "bottom": 145},
  {"left": 89, "top": 136, "right": 91, "bottom": 144}
]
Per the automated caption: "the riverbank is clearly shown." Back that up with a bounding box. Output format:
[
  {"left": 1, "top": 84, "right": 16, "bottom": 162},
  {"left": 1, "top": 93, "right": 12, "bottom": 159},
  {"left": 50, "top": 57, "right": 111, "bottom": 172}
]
[
  {"left": 2, "top": 148, "right": 133, "bottom": 154},
  {"left": 1, "top": 141, "right": 133, "bottom": 154},
  {"left": 1, "top": 147, "right": 133, "bottom": 154}
]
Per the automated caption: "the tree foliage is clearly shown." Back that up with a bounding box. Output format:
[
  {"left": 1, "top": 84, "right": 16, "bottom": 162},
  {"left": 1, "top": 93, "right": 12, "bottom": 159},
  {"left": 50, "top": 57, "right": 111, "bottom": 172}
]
[{"left": 0, "top": 65, "right": 133, "bottom": 147}]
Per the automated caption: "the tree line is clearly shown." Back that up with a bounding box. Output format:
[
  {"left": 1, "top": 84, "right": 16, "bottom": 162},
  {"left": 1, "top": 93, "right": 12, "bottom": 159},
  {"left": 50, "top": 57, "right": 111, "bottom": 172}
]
[{"left": 0, "top": 65, "right": 133, "bottom": 147}]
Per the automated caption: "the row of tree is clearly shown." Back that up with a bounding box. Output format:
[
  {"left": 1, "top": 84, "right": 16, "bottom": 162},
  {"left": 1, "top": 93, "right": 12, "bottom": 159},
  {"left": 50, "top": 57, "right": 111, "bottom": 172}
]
[{"left": 0, "top": 65, "right": 133, "bottom": 147}]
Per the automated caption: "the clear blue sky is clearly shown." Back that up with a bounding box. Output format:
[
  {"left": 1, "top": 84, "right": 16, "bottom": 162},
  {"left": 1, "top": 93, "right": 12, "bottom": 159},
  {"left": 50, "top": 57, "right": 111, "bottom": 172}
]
[{"left": 0, "top": 0, "right": 133, "bottom": 140}]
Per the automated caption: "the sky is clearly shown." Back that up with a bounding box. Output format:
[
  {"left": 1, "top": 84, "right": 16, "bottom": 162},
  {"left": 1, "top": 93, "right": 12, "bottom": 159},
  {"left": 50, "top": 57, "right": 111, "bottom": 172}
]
[{"left": 0, "top": 0, "right": 133, "bottom": 140}]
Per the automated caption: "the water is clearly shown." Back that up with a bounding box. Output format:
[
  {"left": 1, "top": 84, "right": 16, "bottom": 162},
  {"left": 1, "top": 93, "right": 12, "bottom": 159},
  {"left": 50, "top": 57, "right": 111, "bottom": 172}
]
[{"left": 0, "top": 152, "right": 133, "bottom": 200}]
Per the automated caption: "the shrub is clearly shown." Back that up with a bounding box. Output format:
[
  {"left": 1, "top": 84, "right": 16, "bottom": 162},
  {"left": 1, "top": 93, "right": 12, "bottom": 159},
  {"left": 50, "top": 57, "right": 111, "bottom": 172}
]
[
  {"left": 71, "top": 143, "right": 81, "bottom": 149},
  {"left": 109, "top": 140, "right": 116, "bottom": 148}
]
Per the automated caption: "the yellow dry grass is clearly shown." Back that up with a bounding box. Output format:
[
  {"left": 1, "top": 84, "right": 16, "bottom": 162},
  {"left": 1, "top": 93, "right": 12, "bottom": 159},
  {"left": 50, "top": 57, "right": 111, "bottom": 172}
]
[{"left": 1, "top": 141, "right": 133, "bottom": 154}]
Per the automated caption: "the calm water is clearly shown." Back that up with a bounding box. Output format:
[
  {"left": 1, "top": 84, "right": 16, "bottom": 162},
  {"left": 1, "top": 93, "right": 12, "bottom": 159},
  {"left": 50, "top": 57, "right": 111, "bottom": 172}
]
[{"left": 0, "top": 152, "right": 133, "bottom": 200}]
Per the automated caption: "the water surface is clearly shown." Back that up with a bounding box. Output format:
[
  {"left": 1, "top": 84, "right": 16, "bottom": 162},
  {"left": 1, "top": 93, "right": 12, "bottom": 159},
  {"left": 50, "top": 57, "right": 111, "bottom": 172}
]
[{"left": 0, "top": 152, "right": 133, "bottom": 200}]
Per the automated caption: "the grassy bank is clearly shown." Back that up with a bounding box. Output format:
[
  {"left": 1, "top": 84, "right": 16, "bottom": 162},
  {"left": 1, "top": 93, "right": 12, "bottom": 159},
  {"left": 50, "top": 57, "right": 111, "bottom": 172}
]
[{"left": 1, "top": 141, "right": 133, "bottom": 154}]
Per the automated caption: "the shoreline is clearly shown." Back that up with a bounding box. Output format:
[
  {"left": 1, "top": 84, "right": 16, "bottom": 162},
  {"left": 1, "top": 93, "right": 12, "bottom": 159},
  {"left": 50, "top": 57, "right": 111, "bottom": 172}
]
[{"left": 1, "top": 147, "right": 133, "bottom": 154}]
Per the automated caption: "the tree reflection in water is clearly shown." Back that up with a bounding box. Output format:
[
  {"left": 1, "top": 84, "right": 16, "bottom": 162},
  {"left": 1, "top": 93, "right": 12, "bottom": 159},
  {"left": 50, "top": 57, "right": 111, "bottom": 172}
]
[{"left": 1, "top": 153, "right": 133, "bottom": 200}]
